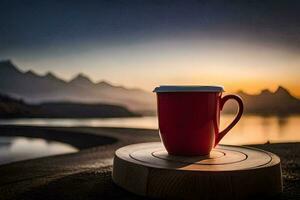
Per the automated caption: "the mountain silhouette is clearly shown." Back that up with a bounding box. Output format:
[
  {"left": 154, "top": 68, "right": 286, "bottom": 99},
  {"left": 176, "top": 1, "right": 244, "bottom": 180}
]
[
  {"left": 1, "top": 60, "right": 300, "bottom": 115},
  {"left": 0, "top": 60, "right": 155, "bottom": 113},
  {"left": 69, "top": 73, "right": 94, "bottom": 86},
  {"left": 223, "top": 86, "right": 300, "bottom": 115}
]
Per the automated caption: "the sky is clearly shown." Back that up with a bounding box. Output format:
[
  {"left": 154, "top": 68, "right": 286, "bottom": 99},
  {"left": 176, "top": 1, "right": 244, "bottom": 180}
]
[{"left": 1, "top": 0, "right": 300, "bottom": 96}]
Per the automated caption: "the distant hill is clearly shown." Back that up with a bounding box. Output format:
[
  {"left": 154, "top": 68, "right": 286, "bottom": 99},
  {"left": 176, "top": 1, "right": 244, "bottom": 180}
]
[
  {"left": 0, "top": 93, "right": 139, "bottom": 118},
  {"left": 223, "top": 86, "right": 300, "bottom": 115},
  {"left": 0, "top": 60, "right": 155, "bottom": 113}
]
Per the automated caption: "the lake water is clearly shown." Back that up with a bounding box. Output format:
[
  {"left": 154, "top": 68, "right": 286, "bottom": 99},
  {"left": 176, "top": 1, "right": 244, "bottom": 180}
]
[
  {"left": 0, "top": 136, "right": 77, "bottom": 165},
  {"left": 0, "top": 114, "right": 299, "bottom": 145}
]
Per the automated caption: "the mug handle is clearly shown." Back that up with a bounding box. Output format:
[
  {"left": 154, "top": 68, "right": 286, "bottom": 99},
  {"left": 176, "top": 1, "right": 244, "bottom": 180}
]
[{"left": 215, "top": 94, "right": 244, "bottom": 145}]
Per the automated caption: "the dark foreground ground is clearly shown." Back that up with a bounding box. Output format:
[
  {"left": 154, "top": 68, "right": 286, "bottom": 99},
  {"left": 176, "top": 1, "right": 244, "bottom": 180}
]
[{"left": 0, "top": 125, "right": 299, "bottom": 200}]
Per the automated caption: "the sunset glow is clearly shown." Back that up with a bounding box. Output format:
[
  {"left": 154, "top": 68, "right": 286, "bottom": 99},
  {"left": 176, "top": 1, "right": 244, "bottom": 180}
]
[{"left": 9, "top": 38, "right": 300, "bottom": 97}]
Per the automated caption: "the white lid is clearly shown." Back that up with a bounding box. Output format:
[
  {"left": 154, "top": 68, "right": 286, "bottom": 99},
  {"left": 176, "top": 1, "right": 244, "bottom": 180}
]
[{"left": 153, "top": 85, "right": 224, "bottom": 93}]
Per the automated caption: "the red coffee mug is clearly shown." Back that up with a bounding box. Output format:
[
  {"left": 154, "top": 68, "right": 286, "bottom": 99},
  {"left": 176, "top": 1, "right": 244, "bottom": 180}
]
[{"left": 154, "top": 86, "right": 243, "bottom": 156}]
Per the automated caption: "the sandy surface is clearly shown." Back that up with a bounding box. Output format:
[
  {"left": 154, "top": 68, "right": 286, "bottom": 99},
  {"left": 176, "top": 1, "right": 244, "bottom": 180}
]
[{"left": 0, "top": 125, "right": 299, "bottom": 200}]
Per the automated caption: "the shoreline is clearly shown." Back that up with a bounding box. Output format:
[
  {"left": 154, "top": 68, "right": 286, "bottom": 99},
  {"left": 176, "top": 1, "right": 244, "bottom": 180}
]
[{"left": 0, "top": 125, "right": 299, "bottom": 200}]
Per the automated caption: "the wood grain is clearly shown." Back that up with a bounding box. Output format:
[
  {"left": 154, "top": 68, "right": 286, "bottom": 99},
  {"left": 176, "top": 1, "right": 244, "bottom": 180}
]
[{"left": 113, "top": 142, "right": 282, "bottom": 199}]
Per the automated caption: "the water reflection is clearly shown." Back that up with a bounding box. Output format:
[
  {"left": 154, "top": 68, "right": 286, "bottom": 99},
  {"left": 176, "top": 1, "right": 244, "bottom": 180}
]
[
  {"left": 0, "top": 114, "right": 299, "bottom": 145},
  {"left": 220, "top": 115, "right": 300, "bottom": 145},
  {"left": 0, "top": 137, "right": 77, "bottom": 165}
]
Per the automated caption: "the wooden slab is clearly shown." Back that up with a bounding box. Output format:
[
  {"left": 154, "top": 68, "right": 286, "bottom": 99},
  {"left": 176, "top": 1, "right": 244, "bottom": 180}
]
[{"left": 112, "top": 142, "right": 282, "bottom": 199}]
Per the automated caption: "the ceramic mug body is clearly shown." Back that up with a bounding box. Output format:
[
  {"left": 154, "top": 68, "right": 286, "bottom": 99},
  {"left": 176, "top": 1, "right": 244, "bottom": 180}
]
[{"left": 154, "top": 86, "right": 243, "bottom": 156}]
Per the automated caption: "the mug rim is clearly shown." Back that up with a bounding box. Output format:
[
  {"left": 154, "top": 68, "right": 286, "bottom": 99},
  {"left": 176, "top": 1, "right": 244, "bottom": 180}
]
[{"left": 153, "top": 85, "right": 224, "bottom": 93}]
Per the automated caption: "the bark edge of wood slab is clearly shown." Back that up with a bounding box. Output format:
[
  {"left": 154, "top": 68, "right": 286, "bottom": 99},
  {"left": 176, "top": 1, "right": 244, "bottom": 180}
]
[{"left": 112, "top": 142, "right": 282, "bottom": 200}]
